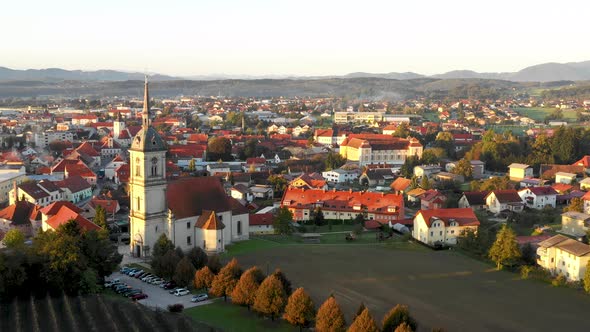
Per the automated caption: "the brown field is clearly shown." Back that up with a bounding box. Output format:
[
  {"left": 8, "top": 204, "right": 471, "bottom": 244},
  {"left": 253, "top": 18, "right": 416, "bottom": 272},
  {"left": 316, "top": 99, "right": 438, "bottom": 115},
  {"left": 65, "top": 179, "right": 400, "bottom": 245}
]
[
  {"left": 236, "top": 244, "right": 590, "bottom": 332},
  {"left": 0, "top": 293, "right": 216, "bottom": 332}
]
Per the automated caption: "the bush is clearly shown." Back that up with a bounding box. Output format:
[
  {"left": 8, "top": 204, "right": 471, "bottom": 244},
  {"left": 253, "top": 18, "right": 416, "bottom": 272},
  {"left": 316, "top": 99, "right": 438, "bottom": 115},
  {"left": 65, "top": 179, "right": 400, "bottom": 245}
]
[
  {"left": 551, "top": 275, "right": 567, "bottom": 287},
  {"left": 520, "top": 266, "right": 534, "bottom": 279},
  {"left": 167, "top": 303, "right": 184, "bottom": 313}
]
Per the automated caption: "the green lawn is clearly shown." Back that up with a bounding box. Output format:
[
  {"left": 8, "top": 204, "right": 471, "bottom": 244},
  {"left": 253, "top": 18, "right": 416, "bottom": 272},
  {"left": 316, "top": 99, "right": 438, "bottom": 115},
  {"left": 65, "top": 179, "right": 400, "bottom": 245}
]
[
  {"left": 185, "top": 300, "right": 297, "bottom": 332},
  {"left": 304, "top": 223, "right": 355, "bottom": 233},
  {"left": 222, "top": 237, "right": 283, "bottom": 257},
  {"left": 512, "top": 107, "right": 578, "bottom": 122}
]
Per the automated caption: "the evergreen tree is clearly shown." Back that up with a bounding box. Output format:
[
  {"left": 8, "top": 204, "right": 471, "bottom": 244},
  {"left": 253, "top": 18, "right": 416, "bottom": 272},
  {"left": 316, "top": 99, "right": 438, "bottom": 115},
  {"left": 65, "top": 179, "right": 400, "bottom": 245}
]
[
  {"left": 274, "top": 206, "right": 294, "bottom": 235},
  {"left": 210, "top": 258, "right": 242, "bottom": 301},
  {"left": 488, "top": 224, "right": 521, "bottom": 270},
  {"left": 272, "top": 268, "right": 292, "bottom": 296},
  {"left": 156, "top": 249, "right": 181, "bottom": 279},
  {"left": 188, "top": 158, "right": 196, "bottom": 172},
  {"left": 173, "top": 256, "right": 196, "bottom": 287},
  {"left": 93, "top": 205, "right": 108, "bottom": 230},
  {"left": 207, "top": 254, "right": 222, "bottom": 274},
  {"left": 194, "top": 266, "right": 215, "bottom": 291},
  {"left": 231, "top": 266, "right": 264, "bottom": 310},
  {"left": 152, "top": 234, "right": 174, "bottom": 258},
  {"left": 382, "top": 304, "right": 417, "bottom": 332},
  {"left": 314, "top": 207, "right": 325, "bottom": 227},
  {"left": 348, "top": 307, "right": 379, "bottom": 332},
  {"left": 283, "top": 287, "right": 316, "bottom": 331},
  {"left": 420, "top": 176, "right": 431, "bottom": 190},
  {"left": 315, "top": 296, "right": 346, "bottom": 332},
  {"left": 253, "top": 275, "right": 287, "bottom": 321},
  {"left": 186, "top": 246, "right": 208, "bottom": 270}
]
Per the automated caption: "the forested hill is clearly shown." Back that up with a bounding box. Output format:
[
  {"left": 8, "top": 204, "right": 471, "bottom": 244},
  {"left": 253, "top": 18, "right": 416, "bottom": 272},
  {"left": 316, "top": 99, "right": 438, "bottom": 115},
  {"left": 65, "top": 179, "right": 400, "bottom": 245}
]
[{"left": 0, "top": 78, "right": 524, "bottom": 100}]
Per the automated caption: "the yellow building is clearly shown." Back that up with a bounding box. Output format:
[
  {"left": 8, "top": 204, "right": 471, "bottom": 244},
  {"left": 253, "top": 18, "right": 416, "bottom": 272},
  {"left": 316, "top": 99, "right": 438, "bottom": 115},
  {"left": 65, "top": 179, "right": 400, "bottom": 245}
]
[{"left": 537, "top": 235, "right": 590, "bottom": 281}]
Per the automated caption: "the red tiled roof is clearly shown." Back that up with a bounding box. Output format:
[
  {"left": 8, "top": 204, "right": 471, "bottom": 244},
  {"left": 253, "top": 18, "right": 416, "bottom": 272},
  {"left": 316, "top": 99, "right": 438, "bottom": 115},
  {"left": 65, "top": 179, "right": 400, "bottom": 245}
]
[
  {"left": 573, "top": 156, "right": 590, "bottom": 168},
  {"left": 461, "top": 191, "right": 490, "bottom": 206},
  {"left": 249, "top": 213, "right": 274, "bottom": 226},
  {"left": 51, "top": 159, "right": 82, "bottom": 173},
  {"left": 65, "top": 163, "right": 96, "bottom": 178},
  {"left": 167, "top": 177, "right": 231, "bottom": 219},
  {"left": 45, "top": 209, "right": 100, "bottom": 232},
  {"left": 75, "top": 141, "right": 100, "bottom": 157},
  {"left": 88, "top": 198, "right": 120, "bottom": 214},
  {"left": 521, "top": 186, "right": 558, "bottom": 196},
  {"left": 390, "top": 177, "right": 411, "bottom": 192},
  {"left": 54, "top": 175, "right": 92, "bottom": 193},
  {"left": 0, "top": 201, "right": 41, "bottom": 225},
  {"left": 41, "top": 201, "right": 82, "bottom": 216},
  {"left": 416, "top": 208, "right": 480, "bottom": 227},
  {"left": 486, "top": 190, "right": 522, "bottom": 203},
  {"left": 195, "top": 210, "right": 225, "bottom": 230}
]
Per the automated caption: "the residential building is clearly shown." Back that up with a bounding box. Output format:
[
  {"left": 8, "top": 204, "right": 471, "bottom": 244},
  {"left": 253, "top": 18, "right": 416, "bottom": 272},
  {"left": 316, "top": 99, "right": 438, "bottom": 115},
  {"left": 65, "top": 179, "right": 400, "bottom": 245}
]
[
  {"left": 412, "top": 208, "right": 480, "bottom": 246},
  {"left": 281, "top": 187, "right": 404, "bottom": 223},
  {"left": 10, "top": 180, "right": 65, "bottom": 207},
  {"left": 40, "top": 201, "right": 100, "bottom": 232},
  {"left": 458, "top": 191, "right": 489, "bottom": 210},
  {"left": 537, "top": 235, "right": 590, "bottom": 281},
  {"left": 518, "top": 187, "right": 558, "bottom": 209},
  {"left": 322, "top": 168, "right": 360, "bottom": 184},
  {"left": 249, "top": 213, "right": 274, "bottom": 234},
  {"left": 485, "top": 190, "right": 524, "bottom": 214},
  {"left": 508, "top": 163, "right": 533, "bottom": 181},
  {"left": 288, "top": 173, "right": 328, "bottom": 190},
  {"left": 560, "top": 211, "right": 590, "bottom": 237},
  {"left": 54, "top": 175, "right": 93, "bottom": 204},
  {"left": 0, "top": 166, "right": 27, "bottom": 204},
  {"left": 0, "top": 201, "right": 42, "bottom": 237},
  {"left": 414, "top": 165, "right": 441, "bottom": 179},
  {"left": 420, "top": 190, "right": 447, "bottom": 210},
  {"left": 555, "top": 172, "right": 576, "bottom": 185},
  {"left": 34, "top": 131, "right": 74, "bottom": 149}
]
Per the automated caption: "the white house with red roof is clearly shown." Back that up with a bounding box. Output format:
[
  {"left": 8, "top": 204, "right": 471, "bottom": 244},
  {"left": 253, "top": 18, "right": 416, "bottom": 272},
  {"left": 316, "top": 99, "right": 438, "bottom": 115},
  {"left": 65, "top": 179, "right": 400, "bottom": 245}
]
[
  {"left": 518, "top": 186, "right": 557, "bottom": 209},
  {"left": 249, "top": 213, "right": 274, "bottom": 234},
  {"left": 340, "top": 134, "right": 423, "bottom": 167},
  {"left": 105, "top": 155, "right": 127, "bottom": 180},
  {"left": 412, "top": 208, "right": 480, "bottom": 246},
  {"left": 485, "top": 189, "right": 524, "bottom": 214},
  {"left": 10, "top": 180, "right": 64, "bottom": 207}
]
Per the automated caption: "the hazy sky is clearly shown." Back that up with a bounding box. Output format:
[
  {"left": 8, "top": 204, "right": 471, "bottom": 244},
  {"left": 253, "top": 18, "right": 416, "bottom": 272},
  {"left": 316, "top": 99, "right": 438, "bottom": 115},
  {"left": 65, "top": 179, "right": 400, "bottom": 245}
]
[{"left": 2, "top": 0, "right": 589, "bottom": 76}]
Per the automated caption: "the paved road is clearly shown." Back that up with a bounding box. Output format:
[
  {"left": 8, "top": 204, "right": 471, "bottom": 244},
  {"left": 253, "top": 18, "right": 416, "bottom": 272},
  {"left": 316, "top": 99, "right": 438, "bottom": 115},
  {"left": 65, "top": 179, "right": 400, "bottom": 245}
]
[{"left": 108, "top": 272, "right": 212, "bottom": 310}]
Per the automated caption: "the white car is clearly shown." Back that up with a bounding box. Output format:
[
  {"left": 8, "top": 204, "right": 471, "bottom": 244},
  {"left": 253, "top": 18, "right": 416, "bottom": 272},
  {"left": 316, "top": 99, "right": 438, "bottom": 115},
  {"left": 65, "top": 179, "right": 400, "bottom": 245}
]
[
  {"left": 174, "top": 288, "right": 190, "bottom": 296},
  {"left": 191, "top": 294, "right": 208, "bottom": 302},
  {"left": 152, "top": 279, "right": 164, "bottom": 286}
]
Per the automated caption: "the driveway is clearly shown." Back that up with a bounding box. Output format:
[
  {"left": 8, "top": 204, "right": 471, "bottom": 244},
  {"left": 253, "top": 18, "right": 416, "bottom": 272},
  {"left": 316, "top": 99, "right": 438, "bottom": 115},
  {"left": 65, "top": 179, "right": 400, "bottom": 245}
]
[{"left": 108, "top": 272, "right": 212, "bottom": 310}]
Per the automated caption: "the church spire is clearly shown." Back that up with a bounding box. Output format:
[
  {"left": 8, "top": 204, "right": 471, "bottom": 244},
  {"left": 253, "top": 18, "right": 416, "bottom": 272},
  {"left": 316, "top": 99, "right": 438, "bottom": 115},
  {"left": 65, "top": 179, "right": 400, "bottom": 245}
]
[{"left": 142, "top": 76, "right": 150, "bottom": 128}]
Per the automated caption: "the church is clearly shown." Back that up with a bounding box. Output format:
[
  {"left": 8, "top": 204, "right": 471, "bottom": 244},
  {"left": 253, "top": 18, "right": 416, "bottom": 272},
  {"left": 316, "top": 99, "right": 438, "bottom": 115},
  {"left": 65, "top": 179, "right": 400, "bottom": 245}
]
[{"left": 129, "top": 79, "right": 249, "bottom": 257}]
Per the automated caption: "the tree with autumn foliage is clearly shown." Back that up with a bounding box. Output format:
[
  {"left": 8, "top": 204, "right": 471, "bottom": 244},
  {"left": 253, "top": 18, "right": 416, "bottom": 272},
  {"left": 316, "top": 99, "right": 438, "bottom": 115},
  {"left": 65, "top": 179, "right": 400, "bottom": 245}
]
[
  {"left": 283, "top": 287, "right": 316, "bottom": 331},
  {"left": 231, "top": 266, "right": 264, "bottom": 310},
  {"left": 252, "top": 274, "right": 287, "bottom": 321},
  {"left": 210, "top": 258, "right": 242, "bottom": 301},
  {"left": 348, "top": 307, "right": 379, "bottom": 332},
  {"left": 272, "top": 268, "right": 292, "bottom": 296},
  {"left": 194, "top": 266, "right": 215, "bottom": 291},
  {"left": 394, "top": 322, "right": 414, "bottom": 332},
  {"left": 382, "top": 304, "right": 417, "bottom": 332},
  {"left": 315, "top": 295, "right": 346, "bottom": 332}
]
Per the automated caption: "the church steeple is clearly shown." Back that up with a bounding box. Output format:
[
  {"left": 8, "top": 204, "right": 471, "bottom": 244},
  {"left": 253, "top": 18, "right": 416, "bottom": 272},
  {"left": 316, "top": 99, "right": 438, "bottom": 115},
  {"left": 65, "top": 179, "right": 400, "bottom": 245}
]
[{"left": 142, "top": 76, "right": 150, "bottom": 128}]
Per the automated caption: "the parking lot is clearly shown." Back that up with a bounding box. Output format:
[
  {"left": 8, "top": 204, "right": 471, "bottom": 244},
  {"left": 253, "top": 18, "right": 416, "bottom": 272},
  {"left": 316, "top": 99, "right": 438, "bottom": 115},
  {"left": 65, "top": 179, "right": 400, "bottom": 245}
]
[{"left": 109, "top": 272, "right": 212, "bottom": 310}]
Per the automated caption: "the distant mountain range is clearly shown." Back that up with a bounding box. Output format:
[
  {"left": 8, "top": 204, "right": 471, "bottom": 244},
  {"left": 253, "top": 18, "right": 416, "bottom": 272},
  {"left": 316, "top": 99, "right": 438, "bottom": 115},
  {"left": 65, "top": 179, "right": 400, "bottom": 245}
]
[{"left": 1, "top": 61, "right": 590, "bottom": 83}]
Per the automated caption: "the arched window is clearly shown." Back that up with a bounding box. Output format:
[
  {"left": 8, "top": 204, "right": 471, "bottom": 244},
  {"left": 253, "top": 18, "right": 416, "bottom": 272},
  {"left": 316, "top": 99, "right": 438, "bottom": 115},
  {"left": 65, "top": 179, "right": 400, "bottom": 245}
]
[
  {"left": 135, "top": 158, "right": 141, "bottom": 177},
  {"left": 151, "top": 157, "right": 158, "bottom": 177},
  {"left": 237, "top": 220, "right": 242, "bottom": 235}
]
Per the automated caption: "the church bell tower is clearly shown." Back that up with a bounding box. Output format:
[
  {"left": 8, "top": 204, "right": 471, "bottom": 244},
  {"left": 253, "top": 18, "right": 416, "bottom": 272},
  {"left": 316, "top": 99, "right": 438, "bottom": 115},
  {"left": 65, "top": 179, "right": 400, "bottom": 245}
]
[{"left": 128, "top": 77, "right": 168, "bottom": 257}]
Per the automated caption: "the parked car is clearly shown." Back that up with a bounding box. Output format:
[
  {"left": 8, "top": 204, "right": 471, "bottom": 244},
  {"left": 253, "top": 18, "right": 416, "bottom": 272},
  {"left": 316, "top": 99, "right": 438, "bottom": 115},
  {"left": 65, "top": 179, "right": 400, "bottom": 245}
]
[
  {"left": 125, "top": 290, "right": 143, "bottom": 297},
  {"left": 141, "top": 275, "right": 154, "bottom": 282},
  {"left": 152, "top": 279, "right": 164, "bottom": 286},
  {"left": 169, "top": 287, "right": 183, "bottom": 294},
  {"left": 163, "top": 281, "right": 177, "bottom": 290},
  {"left": 136, "top": 272, "right": 150, "bottom": 279},
  {"left": 144, "top": 276, "right": 157, "bottom": 283},
  {"left": 174, "top": 288, "right": 190, "bottom": 296},
  {"left": 132, "top": 293, "right": 148, "bottom": 300},
  {"left": 104, "top": 278, "right": 121, "bottom": 288},
  {"left": 191, "top": 294, "right": 208, "bottom": 302},
  {"left": 150, "top": 278, "right": 163, "bottom": 285},
  {"left": 130, "top": 270, "right": 144, "bottom": 277}
]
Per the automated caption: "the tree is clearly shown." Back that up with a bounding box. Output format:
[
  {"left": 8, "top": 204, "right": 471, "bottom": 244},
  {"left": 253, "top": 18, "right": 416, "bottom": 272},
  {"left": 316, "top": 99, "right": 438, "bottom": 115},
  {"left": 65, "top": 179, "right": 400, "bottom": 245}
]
[
  {"left": 272, "top": 268, "right": 292, "bottom": 296},
  {"left": 313, "top": 207, "right": 325, "bottom": 226},
  {"left": 315, "top": 295, "right": 346, "bottom": 332},
  {"left": 194, "top": 266, "right": 215, "bottom": 291},
  {"left": 232, "top": 266, "right": 264, "bottom": 310},
  {"left": 348, "top": 307, "right": 379, "bottom": 332},
  {"left": 93, "top": 205, "right": 108, "bottom": 230},
  {"left": 451, "top": 158, "right": 473, "bottom": 179},
  {"left": 394, "top": 322, "right": 414, "bottom": 332},
  {"left": 283, "top": 287, "right": 316, "bottom": 331},
  {"left": 325, "top": 152, "right": 346, "bottom": 171},
  {"left": 80, "top": 229, "right": 122, "bottom": 280},
  {"left": 564, "top": 197, "right": 584, "bottom": 213},
  {"left": 188, "top": 158, "right": 196, "bottom": 172},
  {"left": 392, "top": 122, "right": 410, "bottom": 138},
  {"left": 207, "top": 137, "right": 233, "bottom": 161},
  {"left": 274, "top": 206, "right": 294, "bottom": 235},
  {"left": 207, "top": 254, "right": 222, "bottom": 274},
  {"left": 210, "top": 258, "right": 242, "bottom": 301},
  {"left": 400, "top": 155, "right": 419, "bottom": 178},
  {"left": 583, "top": 260, "right": 590, "bottom": 294},
  {"left": 186, "top": 246, "right": 208, "bottom": 270},
  {"left": 152, "top": 234, "right": 174, "bottom": 258},
  {"left": 2, "top": 228, "right": 25, "bottom": 249},
  {"left": 420, "top": 176, "right": 431, "bottom": 190},
  {"left": 488, "top": 224, "right": 521, "bottom": 270},
  {"left": 174, "top": 256, "right": 196, "bottom": 287},
  {"left": 382, "top": 304, "right": 417, "bottom": 332},
  {"left": 253, "top": 275, "right": 287, "bottom": 321},
  {"left": 48, "top": 140, "right": 69, "bottom": 156},
  {"left": 156, "top": 249, "right": 181, "bottom": 279},
  {"left": 354, "top": 302, "right": 367, "bottom": 320}
]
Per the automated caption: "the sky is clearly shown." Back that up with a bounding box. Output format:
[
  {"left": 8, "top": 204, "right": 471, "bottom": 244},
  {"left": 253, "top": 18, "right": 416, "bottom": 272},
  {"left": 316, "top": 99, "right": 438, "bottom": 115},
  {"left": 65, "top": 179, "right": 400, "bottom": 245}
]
[{"left": 2, "top": 0, "right": 589, "bottom": 77}]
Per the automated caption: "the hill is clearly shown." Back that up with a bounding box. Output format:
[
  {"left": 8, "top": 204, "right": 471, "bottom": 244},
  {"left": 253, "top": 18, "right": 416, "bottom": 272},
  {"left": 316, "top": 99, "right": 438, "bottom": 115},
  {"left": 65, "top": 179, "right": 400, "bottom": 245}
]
[{"left": 0, "top": 67, "right": 177, "bottom": 82}]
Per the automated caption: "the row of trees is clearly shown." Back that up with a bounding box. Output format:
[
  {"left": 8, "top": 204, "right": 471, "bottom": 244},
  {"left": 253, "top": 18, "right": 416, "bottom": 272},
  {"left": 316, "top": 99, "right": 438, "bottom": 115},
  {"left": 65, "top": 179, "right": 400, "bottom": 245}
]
[
  {"left": 0, "top": 221, "right": 122, "bottom": 298},
  {"left": 193, "top": 258, "right": 422, "bottom": 331}
]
